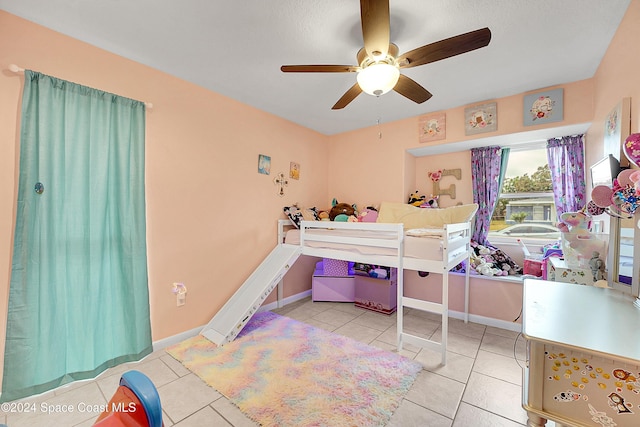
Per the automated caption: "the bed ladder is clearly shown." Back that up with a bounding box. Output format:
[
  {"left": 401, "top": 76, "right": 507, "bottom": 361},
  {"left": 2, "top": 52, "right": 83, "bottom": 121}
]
[{"left": 201, "top": 244, "right": 302, "bottom": 345}]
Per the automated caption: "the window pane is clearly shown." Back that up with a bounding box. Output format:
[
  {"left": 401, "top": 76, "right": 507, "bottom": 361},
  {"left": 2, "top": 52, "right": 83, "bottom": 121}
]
[{"left": 489, "top": 148, "right": 559, "bottom": 240}]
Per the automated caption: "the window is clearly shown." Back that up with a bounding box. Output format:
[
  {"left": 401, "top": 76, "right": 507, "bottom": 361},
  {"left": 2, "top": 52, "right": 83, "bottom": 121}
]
[{"left": 489, "top": 147, "right": 559, "bottom": 240}]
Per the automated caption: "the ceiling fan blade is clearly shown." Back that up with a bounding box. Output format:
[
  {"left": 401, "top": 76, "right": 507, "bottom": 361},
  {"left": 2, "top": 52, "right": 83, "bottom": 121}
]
[
  {"left": 393, "top": 74, "right": 432, "bottom": 104},
  {"left": 360, "top": 0, "right": 390, "bottom": 59},
  {"left": 332, "top": 83, "right": 363, "bottom": 110},
  {"left": 281, "top": 65, "right": 359, "bottom": 73},
  {"left": 397, "top": 27, "right": 492, "bottom": 69}
]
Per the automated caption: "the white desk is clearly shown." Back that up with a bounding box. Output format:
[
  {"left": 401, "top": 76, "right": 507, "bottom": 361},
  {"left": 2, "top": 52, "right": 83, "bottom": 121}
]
[{"left": 522, "top": 279, "right": 640, "bottom": 427}]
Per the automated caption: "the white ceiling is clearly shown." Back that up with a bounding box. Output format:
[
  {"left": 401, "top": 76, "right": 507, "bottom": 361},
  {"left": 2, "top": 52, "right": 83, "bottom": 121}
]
[{"left": 0, "top": 0, "right": 632, "bottom": 135}]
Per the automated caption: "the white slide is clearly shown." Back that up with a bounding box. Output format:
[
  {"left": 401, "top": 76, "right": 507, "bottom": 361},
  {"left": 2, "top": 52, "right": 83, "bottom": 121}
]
[{"left": 201, "top": 244, "right": 302, "bottom": 345}]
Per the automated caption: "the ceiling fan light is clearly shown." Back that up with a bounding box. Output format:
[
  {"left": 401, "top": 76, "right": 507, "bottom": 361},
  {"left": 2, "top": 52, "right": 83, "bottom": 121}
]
[{"left": 357, "top": 63, "right": 400, "bottom": 97}]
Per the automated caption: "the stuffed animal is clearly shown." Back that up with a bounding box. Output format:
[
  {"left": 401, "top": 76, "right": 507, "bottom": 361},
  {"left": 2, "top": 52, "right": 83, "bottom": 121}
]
[
  {"left": 476, "top": 258, "right": 503, "bottom": 276},
  {"left": 334, "top": 213, "right": 358, "bottom": 222},
  {"left": 408, "top": 191, "right": 426, "bottom": 206},
  {"left": 420, "top": 195, "right": 439, "bottom": 208},
  {"left": 329, "top": 198, "right": 357, "bottom": 220},
  {"left": 560, "top": 208, "right": 603, "bottom": 266},
  {"left": 318, "top": 211, "right": 330, "bottom": 221},
  {"left": 357, "top": 206, "right": 378, "bottom": 222}
]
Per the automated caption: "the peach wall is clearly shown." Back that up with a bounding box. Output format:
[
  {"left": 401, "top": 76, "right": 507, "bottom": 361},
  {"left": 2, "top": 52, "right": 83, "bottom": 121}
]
[
  {"left": 403, "top": 272, "right": 524, "bottom": 325},
  {"left": 414, "top": 152, "right": 473, "bottom": 208},
  {"left": 0, "top": 11, "right": 329, "bottom": 386},
  {"left": 327, "top": 78, "right": 594, "bottom": 211},
  {"left": 586, "top": 0, "right": 640, "bottom": 172}
]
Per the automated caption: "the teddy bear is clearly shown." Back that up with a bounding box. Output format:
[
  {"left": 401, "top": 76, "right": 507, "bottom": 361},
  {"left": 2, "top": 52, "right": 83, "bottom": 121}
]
[{"left": 329, "top": 198, "right": 357, "bottom": 221}]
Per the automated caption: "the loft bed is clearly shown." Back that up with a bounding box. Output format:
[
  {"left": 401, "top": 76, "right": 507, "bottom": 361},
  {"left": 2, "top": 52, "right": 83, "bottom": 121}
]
[{"left": 276, "top": 202, "right": 477, "bottom": 365}]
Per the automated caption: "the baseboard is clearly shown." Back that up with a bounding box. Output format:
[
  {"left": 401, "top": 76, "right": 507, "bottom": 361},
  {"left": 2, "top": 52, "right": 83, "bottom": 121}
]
[
  {"left": 151, "top": 290, "right": 313, "bottom": 352},
  {"left": 449, "top": 309, "right": 522, "bottom": 332},
  {"left": 150, "top": 289, "right": 519, "bottom": 353},
  {"left": 152, "top": 325, "right": 203, "bottom": 352},
  {"left": 258, "top": 289, "right": 312, "bottom": 312}
]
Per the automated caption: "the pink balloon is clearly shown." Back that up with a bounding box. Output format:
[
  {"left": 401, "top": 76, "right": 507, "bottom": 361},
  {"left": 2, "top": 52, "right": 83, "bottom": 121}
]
[
  {"left": 617, "top": 168, "right": 635, "bottom": 187},
  {"left": 591, "top": 185, "right": 614, "bottom": 208},
  {"left": 623, "top": 133, "right": 640, "bottom": 168}
]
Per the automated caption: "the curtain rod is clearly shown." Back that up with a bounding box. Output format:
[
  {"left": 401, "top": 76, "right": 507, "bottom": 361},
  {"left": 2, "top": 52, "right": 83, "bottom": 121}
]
[{"left": 8, "top": 64, "right": 153, "bottom": 110}]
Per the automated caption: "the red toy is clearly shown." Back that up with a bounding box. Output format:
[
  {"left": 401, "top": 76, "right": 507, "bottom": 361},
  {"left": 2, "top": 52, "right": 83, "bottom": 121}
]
[{"left": 93, "top": 370, "right": 163, "bottom": 427}]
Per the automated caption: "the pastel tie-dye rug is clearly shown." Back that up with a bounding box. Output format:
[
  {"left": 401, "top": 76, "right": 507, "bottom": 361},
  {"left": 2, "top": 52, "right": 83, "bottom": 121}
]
[{"left": 166, "top": 311, "right": 422, "bottom": 426}]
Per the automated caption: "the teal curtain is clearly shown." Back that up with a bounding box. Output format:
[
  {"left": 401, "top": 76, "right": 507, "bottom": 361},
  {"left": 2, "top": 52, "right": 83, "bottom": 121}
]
[{"left": 2, "top": 71, "right": 152, "bottom": 402}]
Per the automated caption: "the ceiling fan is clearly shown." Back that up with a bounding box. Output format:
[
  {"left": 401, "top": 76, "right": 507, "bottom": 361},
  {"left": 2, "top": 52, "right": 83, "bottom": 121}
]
[{"left": 281, "top": 0, "right": 491, "bottom": 110}]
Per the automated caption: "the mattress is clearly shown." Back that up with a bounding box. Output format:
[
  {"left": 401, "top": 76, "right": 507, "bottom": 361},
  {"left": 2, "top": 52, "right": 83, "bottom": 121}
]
[{"left": 285, "top": 227, "right": 466, "bottom": 261}]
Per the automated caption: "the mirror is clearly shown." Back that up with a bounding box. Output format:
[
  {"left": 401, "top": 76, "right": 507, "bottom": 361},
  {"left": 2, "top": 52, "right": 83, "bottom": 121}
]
[{"left": 607, "top": 213, "right": 640, "bottom": 299}]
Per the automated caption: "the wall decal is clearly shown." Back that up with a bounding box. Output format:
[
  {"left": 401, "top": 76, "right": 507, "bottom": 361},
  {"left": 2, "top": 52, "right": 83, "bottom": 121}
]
[
  {"left": 273, "top": 172, "right": 289, "bottom": 196},
  {"left": 431, "top": 168, "right": 461, "bottom": 200}
]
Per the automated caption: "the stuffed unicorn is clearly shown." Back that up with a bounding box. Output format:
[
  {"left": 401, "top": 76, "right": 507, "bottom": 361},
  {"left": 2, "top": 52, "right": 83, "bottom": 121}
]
[{"left": 560, "top": 209, "right": 600, "bottom": 267}]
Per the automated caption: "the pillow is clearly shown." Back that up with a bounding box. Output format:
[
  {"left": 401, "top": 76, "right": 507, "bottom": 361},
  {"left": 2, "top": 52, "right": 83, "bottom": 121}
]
[
  {"left": 283, "top": 205, "right": 320, "bottom": 228},
  {"left": 283, "top": 205, "right": 303, "bottom": 228},
  {"left": 377, "top": 202, "right": 478, "bottom": 229},
  {"left": 301, "top": 206, "right": 319, "bottom": 222}
]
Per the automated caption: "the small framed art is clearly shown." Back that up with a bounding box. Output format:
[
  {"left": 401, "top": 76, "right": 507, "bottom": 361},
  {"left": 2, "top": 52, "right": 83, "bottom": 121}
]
[
  {"left": 603, "top": 97, "right": 631, "bottom": 167},
  {"left": 465, "top": 102, "right": 497, "bottom": 135},
  {"left": 289, "top": 161, "right": 300, "bottom": 180},
  {"left": 418, "top": 113, "right": 446, "bottom": 143},
  {"left": 523, "top": 88, "right": 563, "bottom": 126},
  {"left": 258, "top": 154, "right": 271, "bottom": 175}
]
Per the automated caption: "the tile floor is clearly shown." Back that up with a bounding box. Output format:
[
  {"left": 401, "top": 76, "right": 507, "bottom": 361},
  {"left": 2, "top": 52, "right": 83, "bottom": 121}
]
[{"left": 2, "top": 297, "right": 557, "bottom": 426}]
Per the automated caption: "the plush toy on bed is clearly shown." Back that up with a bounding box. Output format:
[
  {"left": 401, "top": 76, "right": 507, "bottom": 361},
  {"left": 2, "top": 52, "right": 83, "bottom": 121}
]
[
  {"left": 329, "top": 198, "right": 358, "bottom": 221},
  {"left": 357, "top": 206, "right": 378, "bottom": 222},
  {"left": 408, "top": 191, "right": 426, "bottom": 207},
  {"left": 283, "top": 204, "right": 320, "bottom": 228},
  {"left": 420, "top": 195, "right": 439, "bottom": 209}
]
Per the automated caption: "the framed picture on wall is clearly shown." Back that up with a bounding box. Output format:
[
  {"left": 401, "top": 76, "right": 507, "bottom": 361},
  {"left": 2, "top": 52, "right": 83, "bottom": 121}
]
[
  {"left": 523, "top": 88, "right": 563, "bottom": 126},
  {"left": 464, "top": 102, "right": 497, "bottom": 135},
  {"left": 258, "top": 154, "right": 271, "bottom": 175},
  {"left": 418, "top": 113, "right": 446, "bottom": 142},
  {"left": 289, "top": 161, "right": 300, "bottom": 180},
  {"left": 603, "top": 97, "right": 631, "bottom": 168}
]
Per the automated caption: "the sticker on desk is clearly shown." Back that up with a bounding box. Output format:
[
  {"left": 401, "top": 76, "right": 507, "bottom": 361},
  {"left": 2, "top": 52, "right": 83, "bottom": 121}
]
[
  {"left": 554, "top": 390, "right": 584, "bottom": 402},
  {"left": 543, "top": 348, "right": 640, "bottom": 426},
  {"left": 589, "top": 404, "right": 618, "bottom": 427}
]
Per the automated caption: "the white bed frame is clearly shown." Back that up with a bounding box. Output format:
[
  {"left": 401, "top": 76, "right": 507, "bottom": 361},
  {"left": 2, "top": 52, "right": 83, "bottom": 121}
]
[{"left": 277, "top": 219, "right": 472, "bottom": 365}]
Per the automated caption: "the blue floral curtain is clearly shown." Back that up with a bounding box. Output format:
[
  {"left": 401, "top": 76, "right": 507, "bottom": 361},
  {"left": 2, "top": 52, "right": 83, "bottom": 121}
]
[
  {"left": 2, "top": 71, "right": 152, "bottom": 402},
  {"left": 471, "top": 146, "right": 509, "bottom": 245},
  {"left": 546, "top": 135, "right": 586, "bottom": 217}
]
